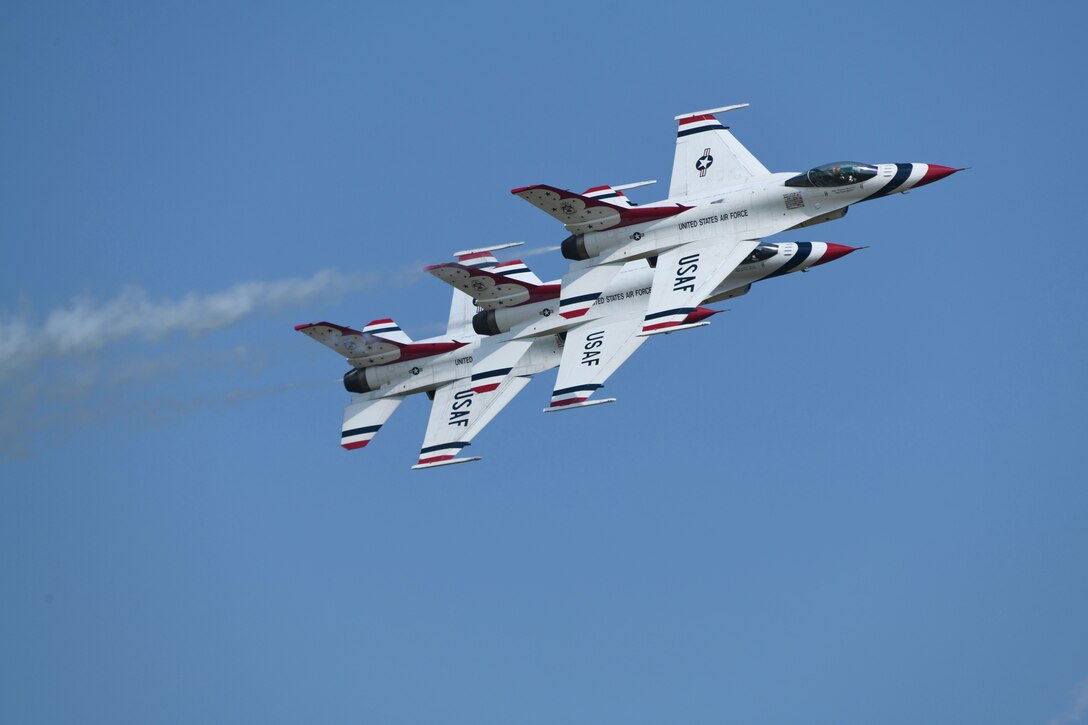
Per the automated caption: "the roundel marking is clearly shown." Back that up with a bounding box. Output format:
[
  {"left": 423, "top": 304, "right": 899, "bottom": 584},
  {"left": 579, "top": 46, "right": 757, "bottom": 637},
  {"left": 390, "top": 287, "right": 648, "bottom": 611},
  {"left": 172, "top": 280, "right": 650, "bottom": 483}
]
[{"left": 696, "top": 148, "right": 714, "bottom": 177}]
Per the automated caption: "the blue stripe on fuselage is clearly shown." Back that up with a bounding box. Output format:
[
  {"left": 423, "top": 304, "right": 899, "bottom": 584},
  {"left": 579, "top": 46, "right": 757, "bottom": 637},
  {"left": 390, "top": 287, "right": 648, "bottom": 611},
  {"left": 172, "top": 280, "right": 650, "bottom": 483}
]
[
  {"left": 761, "top": 242, "right": 812, "bottom": 280},
  {"left": 864, "top": 163, "right": 913, "bottom": 201}
]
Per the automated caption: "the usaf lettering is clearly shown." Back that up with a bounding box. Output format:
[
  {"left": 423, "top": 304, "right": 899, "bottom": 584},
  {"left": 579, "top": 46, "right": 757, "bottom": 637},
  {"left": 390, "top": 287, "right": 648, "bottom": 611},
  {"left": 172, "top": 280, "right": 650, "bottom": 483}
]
[
  {"left": 448, "top": 389, "right": 473, "bottom": 426},
  {"left": 581, "top": 330, "right": 604, "bottom": 366},
  {"left": 673, "top": 253, "right": 699, "bottom": 293}
]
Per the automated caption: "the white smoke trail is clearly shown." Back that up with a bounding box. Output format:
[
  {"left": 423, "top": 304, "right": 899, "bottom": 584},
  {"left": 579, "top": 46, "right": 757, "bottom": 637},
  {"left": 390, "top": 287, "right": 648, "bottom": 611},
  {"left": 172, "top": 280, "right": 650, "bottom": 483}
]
[
  {"left": 0, "top": 246, "right": 569, "bottom": 458},
  {"left": 518, "top": 244, "right": 562, "bottom": 257},
  {"left": 0, "top": 269, "right": 373, "bottom": 378}
]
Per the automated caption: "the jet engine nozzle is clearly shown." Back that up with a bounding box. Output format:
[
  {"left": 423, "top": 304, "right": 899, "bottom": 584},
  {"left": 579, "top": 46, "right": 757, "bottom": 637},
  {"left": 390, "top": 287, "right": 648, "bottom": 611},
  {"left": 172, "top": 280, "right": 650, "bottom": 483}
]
[
  {"left": 472, "top": 310, "right": 503, "bottom": 336},
  {"left": 561, "top": 234, "right": 590, "bottom": 261},
  {"left": 343, "top": 368, "right": 377, "bottom": 394}
]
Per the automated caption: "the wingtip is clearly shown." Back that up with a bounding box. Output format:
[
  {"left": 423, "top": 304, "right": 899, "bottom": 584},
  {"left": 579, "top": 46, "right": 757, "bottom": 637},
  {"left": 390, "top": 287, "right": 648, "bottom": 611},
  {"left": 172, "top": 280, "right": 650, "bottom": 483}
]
[{"left": 411, "top": 456, "right": 482, "bottom": 470}]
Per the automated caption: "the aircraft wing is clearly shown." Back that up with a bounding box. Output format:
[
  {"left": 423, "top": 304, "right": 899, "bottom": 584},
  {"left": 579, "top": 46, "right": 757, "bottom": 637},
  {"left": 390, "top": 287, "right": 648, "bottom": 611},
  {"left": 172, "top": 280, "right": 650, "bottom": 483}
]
[
  {"left": 639, "top": 238, "right": 761, "bottom": 335},
  {"left": 412, "top": 373, "right": 533, "bottom": 470},
  {"left": 341, "top": 395, "right": 405, "bottom": 450},
  {"left": 470, "top": 337, "right": 533, "bottom": 393},
  {"left": 545, "top": 315, "right": 646, "bottom": 410}
]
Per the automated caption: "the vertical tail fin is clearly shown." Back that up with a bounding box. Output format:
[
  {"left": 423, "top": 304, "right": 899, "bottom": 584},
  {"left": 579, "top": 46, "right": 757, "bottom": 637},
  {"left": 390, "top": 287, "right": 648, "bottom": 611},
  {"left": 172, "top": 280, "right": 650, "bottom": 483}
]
[
  {"left": 486, "top": 259, "right": 543, "bottom": 286},
  {"left": 668, "top": 104, "right": 769, "bottom": 200},
  {"left": 361, "top": 318, "right": 412, "bottom": 344},
  {"left": 446, "top": 288, "right": 477, "bottom": 338},
  {"left": 582, "top": 180, "right": 656, "bottom": 209}
]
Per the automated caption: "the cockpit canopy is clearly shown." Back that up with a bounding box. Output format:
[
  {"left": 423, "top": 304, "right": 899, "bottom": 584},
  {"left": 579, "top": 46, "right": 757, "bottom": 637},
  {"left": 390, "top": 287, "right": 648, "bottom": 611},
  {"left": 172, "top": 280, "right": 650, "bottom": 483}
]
[{"left": 785, "top": 161, "right": 878, "bottom": 188}]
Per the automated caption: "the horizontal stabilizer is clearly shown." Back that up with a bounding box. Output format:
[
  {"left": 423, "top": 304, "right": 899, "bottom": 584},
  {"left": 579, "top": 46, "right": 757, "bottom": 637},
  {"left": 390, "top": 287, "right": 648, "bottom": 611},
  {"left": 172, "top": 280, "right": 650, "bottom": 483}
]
[
  {"left": 425, "top": 262, "right": 558, "bottom": 310},
  {"left": 512, "top": 184, "right": 689, "bottom": 234},
  {"left": 296, "top": 320, "right": 465, "bottom": 367},
  {"left": 296, "top": 321, "right": 402, "bottom": 365}
]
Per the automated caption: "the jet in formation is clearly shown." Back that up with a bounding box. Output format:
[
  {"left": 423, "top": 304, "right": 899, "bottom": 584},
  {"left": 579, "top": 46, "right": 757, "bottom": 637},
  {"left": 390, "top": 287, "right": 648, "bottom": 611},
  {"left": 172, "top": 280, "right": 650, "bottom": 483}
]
[{"left": 297, "top": 103, "right": 961, "bottom": 468}]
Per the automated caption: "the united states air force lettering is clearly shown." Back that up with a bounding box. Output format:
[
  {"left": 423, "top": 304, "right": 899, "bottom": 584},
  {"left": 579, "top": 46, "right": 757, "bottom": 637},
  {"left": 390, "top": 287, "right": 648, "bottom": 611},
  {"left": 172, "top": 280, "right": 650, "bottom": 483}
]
[
  {"left": 674, "top": 253, "right": 699, "bottom": 293},
  {"left": 581, "top": 331, "right": 604, "bottom": 366},
  {"left": 677, "top": 209, "right": 748, "bottom": 230},
  {"left": 448, "top": 389, "right": 473, "bottom": 427}
]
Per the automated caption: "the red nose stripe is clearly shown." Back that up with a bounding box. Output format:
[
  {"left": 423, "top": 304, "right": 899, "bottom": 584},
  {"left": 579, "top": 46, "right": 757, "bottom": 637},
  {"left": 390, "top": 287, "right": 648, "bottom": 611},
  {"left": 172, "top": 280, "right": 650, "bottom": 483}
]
[
  {"left": 812, "top": 243, "right": 860, "bottom": 266},
  {"left": 914, "top": 164, "right": 962, "bottom": 188}
]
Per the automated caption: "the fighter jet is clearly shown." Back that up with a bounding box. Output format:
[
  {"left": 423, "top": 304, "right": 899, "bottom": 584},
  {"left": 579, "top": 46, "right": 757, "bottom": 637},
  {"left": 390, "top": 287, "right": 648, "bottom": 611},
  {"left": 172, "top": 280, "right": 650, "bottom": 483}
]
[
  {"left": 504, "top": 103, "right": 960, "bottom": 406},
  {"left": 513, "top": 103, "right": 960, "bottom": 329},
  {"left": 300, "top": 235, "right": 858, "bottom": 467},
  {"left": 295, "top": 244, "right": 563, "bottom": 469},
  {"left": 428, "top": 230, "right": 859, "bottom": 410}
]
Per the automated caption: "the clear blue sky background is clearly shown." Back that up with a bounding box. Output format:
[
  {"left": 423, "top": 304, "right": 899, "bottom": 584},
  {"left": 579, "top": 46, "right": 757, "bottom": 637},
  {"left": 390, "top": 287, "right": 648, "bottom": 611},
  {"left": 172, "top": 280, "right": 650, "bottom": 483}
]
[{"left": 3, "top": 2, "right": 1086, "bottom": 723}]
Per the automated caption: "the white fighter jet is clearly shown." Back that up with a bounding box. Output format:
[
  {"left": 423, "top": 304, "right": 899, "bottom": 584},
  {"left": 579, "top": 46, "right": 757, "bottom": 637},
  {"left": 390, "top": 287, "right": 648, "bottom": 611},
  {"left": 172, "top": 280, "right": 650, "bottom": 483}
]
[
  {"left": 502, "top": 103, "right": 961, "bottom": 408},
  {"left": 295, "top": 244, "right": 563, "bottom": 469},
  {"left": 298, "top": 235, "right": 859, "bottom": 469},
  {"left": 428, "top": 233, "right": 859, "bottom": 411}
]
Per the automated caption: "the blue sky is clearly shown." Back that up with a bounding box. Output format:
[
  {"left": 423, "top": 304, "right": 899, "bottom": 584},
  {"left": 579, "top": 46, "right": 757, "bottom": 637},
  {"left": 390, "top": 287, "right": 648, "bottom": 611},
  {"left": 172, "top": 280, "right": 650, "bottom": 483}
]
[{"left": 2, "top": 2, "right": 1086, "bottom": 723}]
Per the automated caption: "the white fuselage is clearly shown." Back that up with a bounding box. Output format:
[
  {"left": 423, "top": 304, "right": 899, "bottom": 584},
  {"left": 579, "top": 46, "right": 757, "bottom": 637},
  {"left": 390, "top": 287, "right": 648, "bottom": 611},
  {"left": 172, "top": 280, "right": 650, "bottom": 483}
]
[
  {"left": 354, "top": 333, "right": 563, "bottom": 400},
  {"left": 571, "top": 162, "right": 949, "bottom": 266},
  {"left": 489, "top": 240, "right": 844, "bottom": 339}
]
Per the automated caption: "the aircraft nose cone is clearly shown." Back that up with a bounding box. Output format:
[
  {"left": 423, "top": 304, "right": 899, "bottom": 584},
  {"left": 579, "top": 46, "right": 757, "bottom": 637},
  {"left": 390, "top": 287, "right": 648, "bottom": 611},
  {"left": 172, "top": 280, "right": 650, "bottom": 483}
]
[
  {"left": 913, "top": 164, "right": 963, "bottom": 188},
  {"left": 813, "top": 243, "right": 861, "bottom": 266}
]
